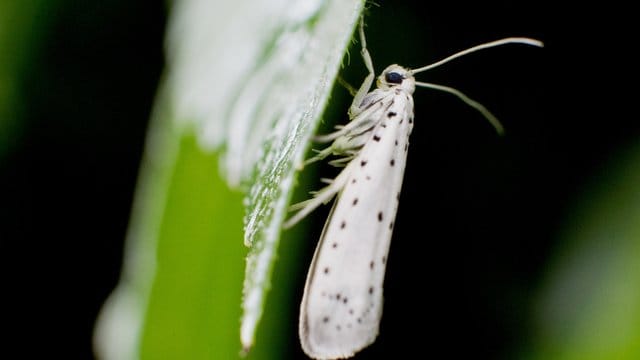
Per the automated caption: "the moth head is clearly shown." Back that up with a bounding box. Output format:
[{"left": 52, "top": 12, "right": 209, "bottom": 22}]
[{"left": 377, "top": 65, "right": 415, "bottom": 94}]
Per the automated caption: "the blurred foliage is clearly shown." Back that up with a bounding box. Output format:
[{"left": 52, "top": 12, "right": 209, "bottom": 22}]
[
  {"left": 530, "top": 143, "right": 640, "bottom": 360},
  {"left": 0, "top": 0, "right": 52, "bottom": 159},
  {"left": 137, "top": 135, "right": 246, "bottom": 358}
]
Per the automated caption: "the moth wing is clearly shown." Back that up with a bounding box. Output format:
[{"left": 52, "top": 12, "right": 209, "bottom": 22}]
[{"left": 300, "top": 94, "right": 414, "bottom": 359}]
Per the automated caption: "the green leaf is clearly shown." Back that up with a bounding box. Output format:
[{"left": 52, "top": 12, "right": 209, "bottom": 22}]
[
  {"left": 94, "top": 0, "right": 364, "bottom": 358},
  {"left": 239, "top": 1, "right": 365, "bottom": 350}
]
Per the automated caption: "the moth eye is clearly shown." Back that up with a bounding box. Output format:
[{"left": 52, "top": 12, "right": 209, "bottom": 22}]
[{"left": 385, "top": 72, "right": 403, "bottom": 84}]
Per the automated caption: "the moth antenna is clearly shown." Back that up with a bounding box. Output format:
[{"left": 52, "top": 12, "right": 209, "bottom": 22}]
[
  {"left": 411, "top": 37, "right": 543, "bottom": 74},
  {"left": 415, "top": 81, "right": 505, "bottom": 135}
]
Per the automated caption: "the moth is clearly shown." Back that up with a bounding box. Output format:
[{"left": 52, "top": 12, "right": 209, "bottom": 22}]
[{"left": 284, "top": 18, "right": 542, "bottom": 360}]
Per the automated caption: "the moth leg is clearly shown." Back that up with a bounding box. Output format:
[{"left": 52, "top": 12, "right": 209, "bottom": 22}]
[
  {"left": 337, "top": 75, "right": 358, "bottom": 96},
  {"left": 302, "top": 146, "right": 334, "bottom": 166},
  {"left": 283, "top": 164, "right": 351, "bottom": 228},
  {"left": 349, "top": 17, "right": 375, "bottom": 118}
]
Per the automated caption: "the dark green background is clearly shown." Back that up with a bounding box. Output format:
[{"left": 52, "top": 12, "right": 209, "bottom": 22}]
[{"left": 3, "top": 0, "right": 636, "bottom": 359}]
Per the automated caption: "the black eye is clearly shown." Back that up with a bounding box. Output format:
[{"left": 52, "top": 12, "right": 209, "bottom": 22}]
[{"left": 385, "top": 72, "right": 403, "bottom": 84}]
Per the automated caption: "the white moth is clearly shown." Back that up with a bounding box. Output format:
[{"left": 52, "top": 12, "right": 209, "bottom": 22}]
[{"left": 284, "top": 19, "right": 542, "bottom": 360}]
